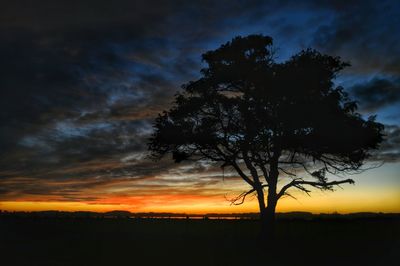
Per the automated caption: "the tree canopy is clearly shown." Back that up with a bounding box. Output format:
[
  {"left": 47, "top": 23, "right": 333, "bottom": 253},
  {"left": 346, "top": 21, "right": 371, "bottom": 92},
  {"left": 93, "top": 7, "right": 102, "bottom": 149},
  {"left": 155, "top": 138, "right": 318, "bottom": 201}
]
[{"left": 148, "top": 35, "right": 384, "bottom": 236}]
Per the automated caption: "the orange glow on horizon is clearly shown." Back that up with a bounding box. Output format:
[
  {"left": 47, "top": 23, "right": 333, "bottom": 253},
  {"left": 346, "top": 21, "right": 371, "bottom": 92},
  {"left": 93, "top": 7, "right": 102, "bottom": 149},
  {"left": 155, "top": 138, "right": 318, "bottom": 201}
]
[
  {"left": 2, "top": 163, "right": 399, "bottom": 214},
  {"left": 1, "top": 185, "right": 399, "bottom": 214}
]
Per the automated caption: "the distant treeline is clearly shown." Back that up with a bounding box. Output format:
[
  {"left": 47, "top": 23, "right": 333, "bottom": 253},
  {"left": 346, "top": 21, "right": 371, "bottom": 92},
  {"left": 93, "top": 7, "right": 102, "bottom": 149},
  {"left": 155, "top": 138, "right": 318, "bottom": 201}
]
[{"left": 0, "top": 210, "right": 399, "bottom": 220}]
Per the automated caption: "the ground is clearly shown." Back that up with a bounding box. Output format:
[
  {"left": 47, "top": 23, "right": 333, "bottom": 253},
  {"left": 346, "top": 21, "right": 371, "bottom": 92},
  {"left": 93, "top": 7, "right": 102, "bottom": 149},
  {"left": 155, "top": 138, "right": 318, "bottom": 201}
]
[{"left": 1, "top": 217, "right": 399, "bottom": 265}]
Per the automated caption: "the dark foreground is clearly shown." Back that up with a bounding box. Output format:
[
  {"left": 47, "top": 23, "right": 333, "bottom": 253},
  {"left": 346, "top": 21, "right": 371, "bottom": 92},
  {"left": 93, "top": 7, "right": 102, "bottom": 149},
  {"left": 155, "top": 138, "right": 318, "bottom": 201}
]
[{"left": 1, "top": 217, "right": 399, "bottom": 266}]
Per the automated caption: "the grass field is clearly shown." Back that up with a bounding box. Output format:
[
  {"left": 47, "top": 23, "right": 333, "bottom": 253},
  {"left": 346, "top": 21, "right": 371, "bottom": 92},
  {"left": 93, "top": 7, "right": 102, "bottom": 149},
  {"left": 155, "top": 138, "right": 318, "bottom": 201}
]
[{"left": 1, "top": 217, "right": 399, "bottom": 266}]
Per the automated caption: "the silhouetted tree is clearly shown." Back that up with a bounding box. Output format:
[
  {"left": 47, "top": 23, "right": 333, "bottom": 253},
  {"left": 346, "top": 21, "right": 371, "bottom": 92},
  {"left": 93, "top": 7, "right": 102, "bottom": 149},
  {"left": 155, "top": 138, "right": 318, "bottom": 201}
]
[{"left": 148, "top": 35, "right": 384, "bottom": 238}]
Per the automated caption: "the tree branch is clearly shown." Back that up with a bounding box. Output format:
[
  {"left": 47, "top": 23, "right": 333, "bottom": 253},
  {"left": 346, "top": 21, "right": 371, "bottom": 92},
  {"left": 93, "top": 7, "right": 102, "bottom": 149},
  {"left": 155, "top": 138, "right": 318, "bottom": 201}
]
[
  {"left": 277, "top": 178, "right": 355, "bottom": 199},
  {"left": 243, "top": 151, "right": 262, "bottom": 185},
  {"left": 227, "top": 184, "right": 268, "bottom": 205},
  {"left": 230, "top": 160, "right": 255, "bottom": 186}
]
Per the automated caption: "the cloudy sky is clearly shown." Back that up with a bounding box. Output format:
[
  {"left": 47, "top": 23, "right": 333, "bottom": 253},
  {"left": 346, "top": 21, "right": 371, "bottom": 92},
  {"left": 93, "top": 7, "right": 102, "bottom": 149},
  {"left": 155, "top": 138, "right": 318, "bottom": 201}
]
[{"left": 1, "top": 0, "right": 399, "bottom": 213}]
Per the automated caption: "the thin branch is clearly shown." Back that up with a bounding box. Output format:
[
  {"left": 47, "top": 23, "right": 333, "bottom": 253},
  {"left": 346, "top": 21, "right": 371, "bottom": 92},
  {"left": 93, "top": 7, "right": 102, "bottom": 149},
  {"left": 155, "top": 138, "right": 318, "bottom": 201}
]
[
  {"left": 227, "top": 184, "right": 268, "bottom": 205},
  {"left": 227, "top": 188, "right": 256, "bottom": 205},
  {"left": 243, "top": 151, "right": 261, "bottom": 183},
  {"left": 281, "top": 192, "right": 299, "bottom": 202},
  {"left": 278, "top": 167, "right": 297, "bottom": 176},
  {"left": 230, "top": 160, "right": 255, "bottom": 186},
  {"left": 277, "top": 178, "right": 355, "bottom": 199},
  {"left": 293, "top": 184, "right": 311, "bottom": 196}
]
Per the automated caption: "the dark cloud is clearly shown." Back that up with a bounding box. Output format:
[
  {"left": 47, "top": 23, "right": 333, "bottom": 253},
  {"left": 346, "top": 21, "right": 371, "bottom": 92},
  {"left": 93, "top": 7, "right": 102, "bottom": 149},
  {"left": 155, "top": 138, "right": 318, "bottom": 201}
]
[
  {"left": 371, "top": 125, "right": 400, "bottom": 163},
  {"left": 311, "top": 0, "right": 400, "bottom": 75},
  {"left": 0, "top": 0, "right": 256, "bottom": 152},
  {"left": 0, "top": 155, "right": 231, "bottom": 201},
  {"left": 0, "top": 1, "right": 274, "bottom": 187},
  {"left": 350, "top": 77, "right": 400, "bottom": 112}
]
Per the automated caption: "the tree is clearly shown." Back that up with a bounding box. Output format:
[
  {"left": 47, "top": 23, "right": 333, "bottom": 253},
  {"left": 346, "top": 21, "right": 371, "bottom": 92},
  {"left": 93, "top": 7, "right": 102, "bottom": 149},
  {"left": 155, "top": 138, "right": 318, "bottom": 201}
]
[{"left": 148, "top": 35, "right": 384, "bottom": 238}]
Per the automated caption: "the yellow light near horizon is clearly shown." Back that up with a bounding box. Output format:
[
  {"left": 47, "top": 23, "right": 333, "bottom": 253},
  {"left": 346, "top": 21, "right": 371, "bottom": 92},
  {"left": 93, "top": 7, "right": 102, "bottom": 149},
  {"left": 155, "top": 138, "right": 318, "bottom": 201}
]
[
  {"left": 1, "top": 185, "right": 399, "bottom": 214},
  {"left": 1, "top": 163, "right": 399, "bottom": 214},
  {"left": 1, "top": 166, "right": 399, "bottom": 215},
  {"left": 275, "top": 186, "right": 400, "bottom": 213}
]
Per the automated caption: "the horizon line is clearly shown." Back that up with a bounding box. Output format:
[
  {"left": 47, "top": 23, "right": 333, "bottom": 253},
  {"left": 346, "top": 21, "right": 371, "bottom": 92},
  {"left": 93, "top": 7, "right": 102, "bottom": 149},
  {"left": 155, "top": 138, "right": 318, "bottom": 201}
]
[{"left": 2, "top": 209, "right": 400, "bottom": 216}]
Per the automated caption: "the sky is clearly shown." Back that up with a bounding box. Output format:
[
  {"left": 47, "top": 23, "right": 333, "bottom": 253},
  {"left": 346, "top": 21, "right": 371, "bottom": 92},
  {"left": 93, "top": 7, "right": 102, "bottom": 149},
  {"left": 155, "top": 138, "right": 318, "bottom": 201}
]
[{"left": 0, "top": 0, "right": 399, "bottom": 214}]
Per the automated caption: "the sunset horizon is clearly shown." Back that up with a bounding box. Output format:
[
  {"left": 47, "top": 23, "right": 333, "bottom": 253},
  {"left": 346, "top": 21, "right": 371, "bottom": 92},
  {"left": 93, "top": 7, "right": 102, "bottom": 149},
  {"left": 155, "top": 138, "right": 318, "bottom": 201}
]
[{"left": 2, "top": 161, "right": 399, "bottom": 214}]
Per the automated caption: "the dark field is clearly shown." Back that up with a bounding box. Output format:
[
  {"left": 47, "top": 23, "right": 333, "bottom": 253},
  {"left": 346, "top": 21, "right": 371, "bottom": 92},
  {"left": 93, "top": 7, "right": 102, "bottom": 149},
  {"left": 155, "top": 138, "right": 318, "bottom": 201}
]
[{"left": 1, "top": 217, "right": 399, "bottom": 266}]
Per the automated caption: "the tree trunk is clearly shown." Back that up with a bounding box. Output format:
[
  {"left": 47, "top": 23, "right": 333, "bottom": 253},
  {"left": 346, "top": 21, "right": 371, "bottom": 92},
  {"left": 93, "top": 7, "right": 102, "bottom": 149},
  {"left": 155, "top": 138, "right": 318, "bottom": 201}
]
[
  {"left": 259, "top": 171, "right": 278, "bottom": 241},
  {"left": 256, "top": 186, "right": 277, "bottom": 241},
  {"left": 263, "top": 193, "right": 277, "bottom": 239},
  {"left": 256, "top": 190, "right": 268, "bottom": 239}
]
